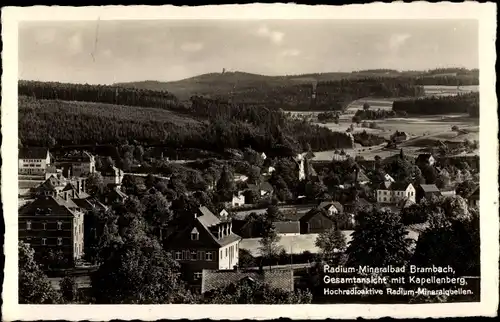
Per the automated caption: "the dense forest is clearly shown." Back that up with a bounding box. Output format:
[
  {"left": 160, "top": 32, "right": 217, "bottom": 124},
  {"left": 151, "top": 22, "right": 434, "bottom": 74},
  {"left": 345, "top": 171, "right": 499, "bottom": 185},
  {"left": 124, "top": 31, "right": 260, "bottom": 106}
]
[
  {"left": 19, "top": 94, "right": 354, "bottom": 155},
  {"left": 392, "top": 92, "right": 479, "bottom": 116},
  {"left": 19, "top": 80, "right": 180, "bottom": 111},
  {"left": 229, "top": 77, "right": 426, "bottom": 111}
]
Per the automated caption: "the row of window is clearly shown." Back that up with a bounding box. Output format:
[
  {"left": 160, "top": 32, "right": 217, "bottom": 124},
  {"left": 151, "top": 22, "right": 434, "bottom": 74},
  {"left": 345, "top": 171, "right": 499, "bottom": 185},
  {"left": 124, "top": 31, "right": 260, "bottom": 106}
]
[
  {"left": 378, "top": 190, "right": 414, "bottom": 196},
  {"left": 22, "top": 159, "right": 43, "bottom": 163},
  {"left": 174, "top": 250, "right": 214, "bottom": 261},
  {"left": 25, "top": 237, "right": 64, "bottom": 246},
  {"left": 25, "top": 221, "right": 82, "bottom": 235},
  {"left": 220, "top": 244, "right": 238, "bottom": 259}
]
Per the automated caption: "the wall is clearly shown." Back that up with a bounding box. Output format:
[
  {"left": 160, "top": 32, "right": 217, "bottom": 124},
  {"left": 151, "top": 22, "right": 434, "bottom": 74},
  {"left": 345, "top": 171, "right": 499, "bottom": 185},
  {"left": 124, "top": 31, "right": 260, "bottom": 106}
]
[{"left": 218, "top": 240, "right": 240, "bottom": 270}]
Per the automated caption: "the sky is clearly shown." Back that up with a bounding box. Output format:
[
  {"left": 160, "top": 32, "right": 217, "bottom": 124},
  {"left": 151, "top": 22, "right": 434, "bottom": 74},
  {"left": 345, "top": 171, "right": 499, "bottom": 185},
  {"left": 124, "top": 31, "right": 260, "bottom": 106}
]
[{"left": 18, "top": 19, "right": 479, "bottom": 85}]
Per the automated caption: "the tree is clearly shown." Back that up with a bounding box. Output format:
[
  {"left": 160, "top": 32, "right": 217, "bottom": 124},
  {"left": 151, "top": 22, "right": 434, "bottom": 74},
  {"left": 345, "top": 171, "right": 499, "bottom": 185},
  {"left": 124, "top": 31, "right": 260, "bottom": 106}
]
[
  {"left": 60, "top": 276, "right": 78, "bottom": 303},
  {"left": 91, "top": 230, "right": 193, "bottom": 304},
  {"left": 456, "top": 180, "right": 476, "bottom": 198},
  {"left": 140, "top": 192, "right": 173, "bottom": 240},
  {"left": 363, "top": 102, "right": 370, "bottom": 111},
  {"left": 19, "top": 241, "right": 61, "bottom": 304},
  {"left": 420, "top": 164, "right": 438, "bottom": 184},
  {"left": 86, "top": 172, "right": 105, "bottom": 196},
  {"left": 346, "top": 209, "right": 412, "bottom": 268},
  {"left": 248, "top": 165, "right": 261, "bottom": 184},
  {"left": 259, "top": 225, "right": 282, "bottom": 269},
  {"left": 203, "top": 278, "right": 312, "bottom": 304},
  {"left": 265, "top": 204, "right": 284, "bottom": 222},
  {"left": 315, "top": 227, "right": 347, "bottom": 263},
  {"left": 216, "top": 166, "right": 235, "bottom": 199}
]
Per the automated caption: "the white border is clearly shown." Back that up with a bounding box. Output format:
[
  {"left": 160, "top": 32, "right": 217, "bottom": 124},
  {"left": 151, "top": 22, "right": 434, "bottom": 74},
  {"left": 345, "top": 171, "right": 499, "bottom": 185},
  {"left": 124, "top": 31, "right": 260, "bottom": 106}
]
[{"left": 2, "top": 3, "right": 498, "bottom": 320}]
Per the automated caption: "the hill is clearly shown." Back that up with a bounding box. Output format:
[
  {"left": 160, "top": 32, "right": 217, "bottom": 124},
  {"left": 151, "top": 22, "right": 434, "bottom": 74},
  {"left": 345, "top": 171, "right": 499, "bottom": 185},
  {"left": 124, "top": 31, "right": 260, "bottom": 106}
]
[{"left": 115, "top": 69, "right": 479, "bottom": 102}]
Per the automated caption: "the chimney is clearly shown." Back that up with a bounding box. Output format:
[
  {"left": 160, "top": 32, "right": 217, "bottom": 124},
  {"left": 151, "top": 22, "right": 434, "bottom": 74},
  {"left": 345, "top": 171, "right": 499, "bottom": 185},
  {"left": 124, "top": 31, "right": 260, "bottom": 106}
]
[
  {"left": 194, "top": 212, "right": 198, "bottom": 219},
  {"left": 77, "top": 180, "right": 81, "bottom": 194},
  {"left": 229, "top": 222, "right": 232, "bottom": 234},
  {"left": 64, "top": 191, "right": 68, "bottom": 201},
  {"left": 81, "top": 179, "right": 86, "bottom": 192},
  {"left": 218, "top": 225, "right": 222, "bottom": 239}
]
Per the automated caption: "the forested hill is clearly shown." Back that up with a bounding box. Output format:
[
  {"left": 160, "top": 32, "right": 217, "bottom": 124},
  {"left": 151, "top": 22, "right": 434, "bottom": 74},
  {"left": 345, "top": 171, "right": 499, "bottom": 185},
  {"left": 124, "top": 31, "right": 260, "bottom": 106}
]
[{"left": 114, "top": 68, "right": 479, "bottom": 101}]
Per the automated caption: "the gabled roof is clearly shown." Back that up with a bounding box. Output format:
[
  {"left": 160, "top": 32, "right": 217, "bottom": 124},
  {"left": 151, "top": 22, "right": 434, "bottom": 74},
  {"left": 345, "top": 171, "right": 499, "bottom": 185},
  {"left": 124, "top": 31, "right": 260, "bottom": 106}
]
[
  {"left": 272, "top": 221, "right": 300, "bottom": 234},
  {"left": 19, "top": 195, "right": 79, "bottom": 217},
  {"left": 378, "top": 181, "right": 412, "bottom": 191},
  {"left": 201, "top": 269, "right": 294, "bottom": 294},
  {"left": 197, "top": 206, "right": 221, "bottom": 228},
  {"left": 19, "top": 147, "right": 49, "bottom": 159},
  {"left": 318, "top": 201, "right": 334, "bottom": 210},
  {"left": 419, "top": 184, "right": 440, "bottom": 193},
  {"left": 332, "top": 201, "right": 344, "bottom": 213},
  {"left": 300, "top": 208, "right": 334, "bottom": 224}
]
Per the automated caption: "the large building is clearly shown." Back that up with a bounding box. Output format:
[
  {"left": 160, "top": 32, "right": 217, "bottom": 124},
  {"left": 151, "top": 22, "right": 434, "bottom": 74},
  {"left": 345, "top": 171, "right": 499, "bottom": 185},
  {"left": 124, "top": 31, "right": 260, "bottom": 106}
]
[
  {"left": 19, "top": 195, "right": 85, "bottom": 266},
  {"left": 19, "top": 147, "right": 52, "bottom": 175},
  {"left": 376, "top": 182, "right": 416, "bottom": 204},
  {"left": 55, "top": 150, "right": 96, "bottom": 177},
  {"left": 101, "top": 165, "right": 124, "bottom": 187},
  {"left": 166, "top": 206, "right": 242, "bottom": 286}
]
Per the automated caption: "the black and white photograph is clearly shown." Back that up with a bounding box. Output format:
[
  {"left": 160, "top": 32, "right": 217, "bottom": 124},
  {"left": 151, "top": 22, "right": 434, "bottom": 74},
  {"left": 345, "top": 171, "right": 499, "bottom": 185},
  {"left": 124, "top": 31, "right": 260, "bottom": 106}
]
[{"left": 2, "top": 3, "right": 498, "bottom": 320}]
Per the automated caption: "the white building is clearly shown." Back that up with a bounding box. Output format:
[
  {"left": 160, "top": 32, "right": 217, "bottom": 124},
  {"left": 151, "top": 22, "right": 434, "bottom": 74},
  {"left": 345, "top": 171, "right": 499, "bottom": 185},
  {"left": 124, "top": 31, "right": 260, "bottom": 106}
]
[
  {"left": 101, "top": 166, "right": 124, "bottom": 186},
  {"left": 231, "top": 192, "right": 245, "bottom": 207},
  {"left": 19, "top": 147, "right": 51, "bottom": 175},
  {"left": 376, "top": 182, "right": 416, "bottom": 204}
]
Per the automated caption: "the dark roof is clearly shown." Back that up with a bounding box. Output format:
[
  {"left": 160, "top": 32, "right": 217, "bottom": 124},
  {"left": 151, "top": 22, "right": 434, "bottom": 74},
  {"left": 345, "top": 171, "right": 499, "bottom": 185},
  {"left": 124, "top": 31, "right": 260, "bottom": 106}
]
[
  {"left": 332, "top": 201, "right": 344, "bottom": 213},
  {"left": 318, "top": 201, "right": 333, "bottom": 210},
  {"left": 357, "top": 169, "right": 370, "bottom": 182},
  {"left": 378, "top": 181, "right": 412, "bottom": 191},
  {"left": 300, "top": 208, "right": 334, "bottom": 224},
  {"left": 419, "top": 184, "right": 440, "bottom": 193},
  {"left": 201, "top": 269, "right": 294, "bottom": 294},
  {"left": 19, "top": 195, "right": 79, "bottom": 217},
  {"left": 19, "top": 147, "right": 49, "bottom": 159},
  {"left": 272, "top": 221, "right": 300, "bottom": 234}
]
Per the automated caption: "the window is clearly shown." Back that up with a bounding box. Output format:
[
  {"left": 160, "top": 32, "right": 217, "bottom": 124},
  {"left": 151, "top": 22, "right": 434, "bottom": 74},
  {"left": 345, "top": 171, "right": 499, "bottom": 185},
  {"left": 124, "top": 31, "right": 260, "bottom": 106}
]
[
  {"left": 42, "top": 222, "right": 47, "bottom": 230},
  {"left": 194, "top": 272, "right": 203, "bottom": 280},
  {"left": 26, "top": 221, "right": 31, "bottom": 230},
  {"left": 57, "top": 221, "right": 62, "bottom": 230},
  {"left": 42, "top": 238, "right": 47, "bottom": 246},
  {"left": 191, "top": 227, "right": 199, "bottom": 240},
  {"left": 175, "top": 251, "right": 182, "bottom": 260},
  {"left": 220, "top": 250, "right": 223, "bottom": 258},
  {"left": 205, "top": 251, "right": 213, "bottom": 261},
  {"left": 383, "top": 197, "right": 386, "bottom": 202},
  {"left": 191, "top": 251, "right": 197, "bottom": 260},
  {"left": 225, "top": 248, "right": 228, "bottom": 257},
  {"left": 198, "top": 251, "right": 205, "bottom": 261},
  {"left": 57, "top": 237, "right": 63, "bottom": 246}
]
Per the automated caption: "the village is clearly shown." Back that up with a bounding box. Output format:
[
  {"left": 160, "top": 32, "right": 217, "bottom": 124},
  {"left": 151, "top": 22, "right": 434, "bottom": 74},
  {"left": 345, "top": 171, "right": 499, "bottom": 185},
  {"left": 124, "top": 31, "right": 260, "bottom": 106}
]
[{"left": 17, "top": 139, "right": 480, "bottom": 302}]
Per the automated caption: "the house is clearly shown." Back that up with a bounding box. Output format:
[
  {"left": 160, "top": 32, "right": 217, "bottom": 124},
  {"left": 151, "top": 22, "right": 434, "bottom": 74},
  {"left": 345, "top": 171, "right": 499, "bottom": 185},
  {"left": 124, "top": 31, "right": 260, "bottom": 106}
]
[
  {"left": 101, "top": 166, "right": 124, "bottom": 187},
  {"left": 201, "top": 268, "right": 294, "bottom": 295},
  {"left": 272, "top": 221, "right": 300, "bottom": 236},
  {"left": 55, "top": 150, "right": 96, "bottom": 178},
  {"left": 19, "top": 147, "right": 52, "bottom": 175},
  {"left": 104, "top": 186, "right": 128, "bottom": 204},
  {"left": 260, "top": 152, "right": 267, "bottom": 160},
  {"left": 18, "top": 195, "right": 85, "bottom": 267},
  {"left": 317, "top": 201, "right": 343, "bottom": 216},
  {"left": 416, "top": 153, "right": 436, "bottom": 167},
  {"left": 299, "top": 208, "right": 336, "bottom": 234},
  {"left": 467, "top": 186, "right": 479, "bottom": 209},
  {"left": 230, "top": 192, "right": 245, "bottom": 207},
  {"left": 247, "top": 182, "right": 274, "bottom": 197},
  {"left": 166, "top": 206, "right": 242, "bottom": 285},
  {"left": 376, "top": 182, "right": 416, "bottom": 204},
  {"left": 219, "top": 209, "right": 230, "bottom": 221},
  {"left": 343, "top": 197, "right": 372, "bottom": 214},
  {"left": 356, "top": 168, "right": 370, "bottom": 186},
  {"left": 416, "top": 184, "right": 441, "bottom": 203}
]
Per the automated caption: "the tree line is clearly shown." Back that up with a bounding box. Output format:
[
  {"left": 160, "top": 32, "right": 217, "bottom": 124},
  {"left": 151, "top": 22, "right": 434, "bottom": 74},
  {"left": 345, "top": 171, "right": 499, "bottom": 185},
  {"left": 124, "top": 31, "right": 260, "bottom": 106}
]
[
  {"left": 392, "top": 92, "right": 479, "bottom": 116},
  {"left": 19, "top": 80, "right": 180, "bottom": 111}
]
